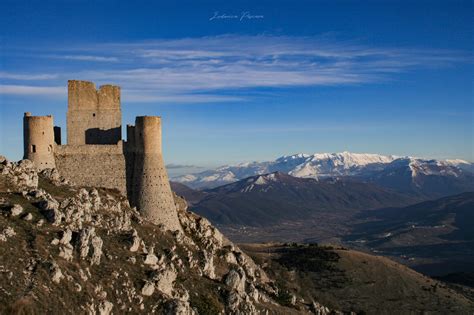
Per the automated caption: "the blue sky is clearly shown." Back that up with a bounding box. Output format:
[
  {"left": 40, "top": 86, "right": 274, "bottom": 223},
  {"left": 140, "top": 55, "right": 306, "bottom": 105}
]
[{"left": 1, "top": 0, "right": 473, "bottom": 171}]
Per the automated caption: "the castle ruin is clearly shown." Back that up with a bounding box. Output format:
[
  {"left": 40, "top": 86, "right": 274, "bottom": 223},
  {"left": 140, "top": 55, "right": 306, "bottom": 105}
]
[{"left": 23, "top": 80, "right": 181, "bottom": 231}]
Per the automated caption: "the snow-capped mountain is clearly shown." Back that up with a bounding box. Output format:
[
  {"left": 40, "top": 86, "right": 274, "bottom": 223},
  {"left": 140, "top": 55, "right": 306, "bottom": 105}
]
[
  {"left": 173, "top": 152, "right": 395, "bottom": 189},
  {"left": 367, "top": 157, "right": 474, "bottom": 198},
  {"left": 173, "top": 152, "right": 473, "bottom": 191}
]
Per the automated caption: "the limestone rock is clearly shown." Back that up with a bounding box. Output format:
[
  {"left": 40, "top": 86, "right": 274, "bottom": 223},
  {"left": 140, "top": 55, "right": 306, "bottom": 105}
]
[
  {"left": 79, "top": 227, "right": 95, "bottom": 259},
  {"left": 57, "top": 229, "right": 75, "bottom": 261},
  {"left": 59, "top": 229, "right": 73, "bottom": 244},
  {"left": 0, "top": 158, "right": 38, "bottom": 190},
  {"left": 40, "top": 168, "right": 65, "bottom": 185},
  {"left": 90, "top": 235, "right": 103, "bottom": 266},
  {"left": 50, "top": 261, "right": 64, "bottom": 284},
  {"left": 165, "top": 299, "right": 196, "bottom": 315},
  {"left": 141, "top": 281, "right": 155, "bottom": 296},
  {"left": 38, "top": 196, "right": 62, "bottom": 225},
  {"left": 59, "top": 244, "right": 74, "bottom": 261},
  {"left": 129, "top": 229, "right": 140, "bottom": 252},
  {"left": 200, "top": 250, "right": 216, "bottom": 279},
  {"left": 225, "top": 269, "right": 246, "bottom": 294},
  {"left": 98, "top": 300, "right": 113, "bottom": 315},
  {"left": 0, "top": 227, "right": 16, "bottom": 242},
  {"left": 144, "top": 247, "right": 159, "bottom": 266},
  {"left": 10, "top": 204, "right": 23, "bottom": 216},
  {"left": 78, "top": 227, "right": 103, "bottom": 265},
  {"left": 311, "top": 301, "right": 331, "bottom": 315},
  {"left": 153, "top": 267, "right": 177, "bottom": 297}
]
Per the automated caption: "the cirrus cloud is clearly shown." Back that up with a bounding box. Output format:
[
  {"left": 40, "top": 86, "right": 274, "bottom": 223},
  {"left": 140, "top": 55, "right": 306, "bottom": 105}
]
[{"left": 0, "top": 35, "right": 469, "bottom": 103}]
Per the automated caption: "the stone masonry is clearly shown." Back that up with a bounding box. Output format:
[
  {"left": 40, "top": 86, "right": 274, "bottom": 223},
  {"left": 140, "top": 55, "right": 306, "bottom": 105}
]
[{"left": 23, "top": 80, "right": 181, "bottom": 231}]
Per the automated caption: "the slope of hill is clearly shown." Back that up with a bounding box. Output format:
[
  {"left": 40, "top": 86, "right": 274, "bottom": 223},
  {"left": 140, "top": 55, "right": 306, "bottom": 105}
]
[
  {"left": 173, "top": 152, "right": 474, "bottom": 199},
  {"left": 3, "top": 157, "right": 473, "bottom": 313},
  {"left": 190, "top": 172, "right": 419, "bottom": 227},
  {"left": 346, "top": 192, "right": 474, "bottom": 276},
  {"left": 241, "top": 243, "right": 474, "bottom": 314},
  {"left": 0, "top": 157, "right": 325, "bottom": 314}
]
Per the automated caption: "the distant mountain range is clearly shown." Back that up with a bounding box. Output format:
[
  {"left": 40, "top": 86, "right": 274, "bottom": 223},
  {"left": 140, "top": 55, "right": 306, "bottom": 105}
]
[
  {"left": 173, "top": 152, "right": 474, "bottom": 199},
  {"left": 176, "top": 172, "right": 420, "bottom": 226}
]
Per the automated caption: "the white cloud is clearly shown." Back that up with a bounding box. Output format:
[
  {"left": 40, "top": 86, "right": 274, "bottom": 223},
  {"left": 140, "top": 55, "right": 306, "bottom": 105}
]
[
  {"left": 0, "top": 84, "right": 65, "bottom": 97},
  {"left": 49, "top": 55, "right": 119, "bottom": 62},
  {"left": 0, "top": 35, "right": 468, "bottom": 103},
  {"left": 0, "top": 72, "right": 58, "bottom": 80}
]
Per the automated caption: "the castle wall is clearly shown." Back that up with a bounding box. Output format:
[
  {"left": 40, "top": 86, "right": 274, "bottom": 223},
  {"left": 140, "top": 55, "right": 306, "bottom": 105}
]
[
  {"left": 67, "top": 80, "right": 121, "bottom": 145},
  {"left": 129, "top": 116, "right": 181, "bottom": 231},
  {"left": 23, "top": 113, "right": 56, "bottom": 170},
  {"left": 54, "top": 143, "right": 126, "bottom": 193}
]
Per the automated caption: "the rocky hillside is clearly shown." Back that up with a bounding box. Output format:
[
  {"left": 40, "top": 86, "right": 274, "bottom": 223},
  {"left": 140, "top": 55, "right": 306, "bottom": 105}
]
[{"left": 0, "top": 156, "right": 331, "bottom": 314}]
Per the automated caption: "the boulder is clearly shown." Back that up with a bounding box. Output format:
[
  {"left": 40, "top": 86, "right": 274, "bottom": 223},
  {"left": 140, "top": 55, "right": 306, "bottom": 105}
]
[{"left": 10, "top": 204, "right": 23, "bottom": 216}]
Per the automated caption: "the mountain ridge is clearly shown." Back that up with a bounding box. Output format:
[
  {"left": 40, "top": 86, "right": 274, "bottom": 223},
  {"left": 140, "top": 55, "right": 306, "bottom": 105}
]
[
  {"left": 173, "top": 152, "right": 474, "bottom": 199},
  {"left": 189, "top": 171, "right": 420, "bottom": 227}
]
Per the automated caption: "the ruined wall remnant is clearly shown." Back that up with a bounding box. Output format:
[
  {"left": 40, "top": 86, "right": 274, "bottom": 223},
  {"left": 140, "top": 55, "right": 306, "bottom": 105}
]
[
  {"left": 67, "top": 80, "right": 121, "bottom": 145},
  {"left": 55, "top": 143, "right": 126, "bottom": 193},
  {"left": 128, "top": 116, "right": 182, "bottom": 231},
  {"left": 23, "top": 113, "right": 56, "bottom": 170}
]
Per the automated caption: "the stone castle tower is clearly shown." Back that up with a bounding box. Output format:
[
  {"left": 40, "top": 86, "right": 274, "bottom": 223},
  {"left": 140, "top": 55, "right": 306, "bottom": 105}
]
[
  {"left": 23, "top": 80, "right": 181, "bottom": 231},
  {"left": 67, "top": 80, "right": 121, "bottom": 145},
  {"left": 23, "top": 113, "right": 57, "bottom": 171}
]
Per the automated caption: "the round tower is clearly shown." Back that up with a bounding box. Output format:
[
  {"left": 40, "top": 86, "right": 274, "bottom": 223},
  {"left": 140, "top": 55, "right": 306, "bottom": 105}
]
[
  {"left": 23, "top": 113, "right": 56, "bottom": 170},
  {"left": 131, "top": 116, "right": 181, "bottom": 231}
]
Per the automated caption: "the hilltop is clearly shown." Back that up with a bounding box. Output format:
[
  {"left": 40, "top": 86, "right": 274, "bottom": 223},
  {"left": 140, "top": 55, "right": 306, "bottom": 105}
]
[
  {"left": 1, "top": 156, "right": 473, "bottom": 314},
  {"left": 0, "top": 156, "right": 325, "bottom": 314}
]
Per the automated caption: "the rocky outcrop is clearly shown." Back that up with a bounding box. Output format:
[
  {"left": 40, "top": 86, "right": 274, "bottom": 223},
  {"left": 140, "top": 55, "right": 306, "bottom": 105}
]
[
  {"left": 0, "top": 157, "right": 332, "bottom": 314},
  {"left": 0, "top": 158, "right": 38, "bottom": 191}
]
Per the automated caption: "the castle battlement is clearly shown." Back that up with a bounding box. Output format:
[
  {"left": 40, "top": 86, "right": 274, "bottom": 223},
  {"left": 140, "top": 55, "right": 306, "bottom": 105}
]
[{"left": 23, "top": 80, "right": 181, "bottom": 231}]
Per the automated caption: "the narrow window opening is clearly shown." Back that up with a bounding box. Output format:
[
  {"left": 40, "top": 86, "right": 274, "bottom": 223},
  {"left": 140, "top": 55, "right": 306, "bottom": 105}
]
[
  {"left": 31, "top": 145, "right": 36, "bottom": 153},
  {"left": 93, "top": 113, "right": 96, "bottom": 117}
]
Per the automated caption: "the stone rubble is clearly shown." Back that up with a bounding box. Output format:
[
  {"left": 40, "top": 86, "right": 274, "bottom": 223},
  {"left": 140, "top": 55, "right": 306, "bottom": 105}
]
[{"left": 0, "top": 158, "right": 38, "bottom": 191}]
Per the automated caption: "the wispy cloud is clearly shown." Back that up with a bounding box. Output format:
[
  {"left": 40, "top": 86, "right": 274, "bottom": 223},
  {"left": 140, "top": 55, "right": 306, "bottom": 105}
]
[
  {"left": 0, "top": 72, "right": 58, "bottom": 80},
  {"left": 166, "top": 163, "right": 202, "bottom": 169},
  {"left": 0, "top": 84, "right": 64, "bottom": 97},
  {"left": 48, "top": 54, "right": 119, "bottom": 62},
  {"left": 0, "top": 35, "right": 468, "bottom": 103}
]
